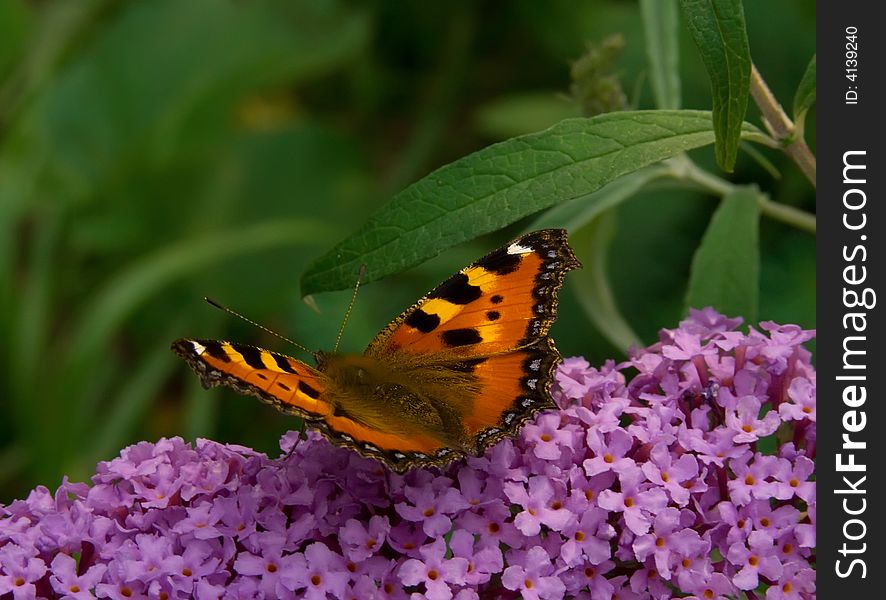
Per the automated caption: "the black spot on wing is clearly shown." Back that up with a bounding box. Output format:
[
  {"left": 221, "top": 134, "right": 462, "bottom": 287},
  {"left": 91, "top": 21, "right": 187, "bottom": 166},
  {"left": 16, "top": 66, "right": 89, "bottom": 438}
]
[
  {"left": 476, "top": 246, "right": 522, "bottom": 275},
  {"left": 278, "top": 382, "right": 292, "bottom": 391},
  {"left": 405, "top": 308, "right": 441, "bottom": 333},
  {"left": 486, "top": 310, "right": 500, "bottom": 321},
  {"left": 298, "top": 380, "right": 321, "bottom": 400},
  {"left": 429, "top": 273, "right": 482, "bottom": 305},
  {"left": 490, "top": 295, "right": 503, "bottom": 304},
  {"left": 441, "top": 328, "right": 483, "bottom": 347},
  {"left": 231, "top": 343, "right": 266, "bottom": 369},
  {"left": 271, "top": 353, "right": 299, "bottom": 374},
  {"left": 202, "top": 341, "right": 231, "bottom": 363}
]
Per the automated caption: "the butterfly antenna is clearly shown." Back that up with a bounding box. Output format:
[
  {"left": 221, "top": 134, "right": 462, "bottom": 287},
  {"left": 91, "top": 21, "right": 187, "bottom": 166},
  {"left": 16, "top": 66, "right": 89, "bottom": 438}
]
[
  {"left": 333, "top": 264, "right": 366, "bottom": 353},
  {"left": 204, "top": 297, "right": 313, "bottom": 355}
]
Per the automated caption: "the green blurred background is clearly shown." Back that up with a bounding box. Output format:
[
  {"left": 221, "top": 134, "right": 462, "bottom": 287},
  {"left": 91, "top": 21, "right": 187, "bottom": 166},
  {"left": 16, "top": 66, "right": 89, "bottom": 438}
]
[{"left": 0, "top": 0, "right": 815, "bottom": 502}]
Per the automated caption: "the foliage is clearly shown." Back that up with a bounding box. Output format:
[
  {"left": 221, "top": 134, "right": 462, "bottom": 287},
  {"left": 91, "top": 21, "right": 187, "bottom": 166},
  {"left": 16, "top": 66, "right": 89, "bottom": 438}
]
[{"left": 0, "top": 0, "right": 814, "bottom": 509}]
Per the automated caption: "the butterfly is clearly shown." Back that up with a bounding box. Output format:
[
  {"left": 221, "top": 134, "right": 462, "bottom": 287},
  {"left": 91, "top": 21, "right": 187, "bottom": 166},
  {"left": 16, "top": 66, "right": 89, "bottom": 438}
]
[{"left": 172, "top": 229, "right": 581, "bottom": 472}]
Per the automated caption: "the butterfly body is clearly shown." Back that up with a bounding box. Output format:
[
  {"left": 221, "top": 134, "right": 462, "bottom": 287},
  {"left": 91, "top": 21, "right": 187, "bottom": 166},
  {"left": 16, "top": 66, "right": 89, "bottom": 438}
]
[{"left": 173, "top": 229, "right": 580, "bottom": 472}]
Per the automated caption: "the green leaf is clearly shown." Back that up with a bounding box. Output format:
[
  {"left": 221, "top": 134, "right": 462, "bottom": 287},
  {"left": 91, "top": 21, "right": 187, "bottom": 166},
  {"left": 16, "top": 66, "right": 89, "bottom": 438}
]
[
  {"left": 302, "top": 110, "right": 766, "bottom": 295},
  {"left": 680, "top": 0, "right": 751, "bottom": 171},
  {"left": 640, "top": 0, "right": 681, "bottom": 109},
  {"left": 792, "top": 54, "right": 816, "bottom": 136},
  {"left": 685, "top": 186, "right": 760, "bottom": 321},
  {"left": 570, "top": 211, "right": 643, "bottom": 351}
]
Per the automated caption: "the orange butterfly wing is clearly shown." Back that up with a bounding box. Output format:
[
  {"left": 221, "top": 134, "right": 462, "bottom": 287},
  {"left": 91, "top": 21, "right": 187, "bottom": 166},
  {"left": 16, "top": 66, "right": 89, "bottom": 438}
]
[
  {"left": 362, "top": 228, "right": 581, "bottom": 459},
  {"left": 171, "top": 340, "right": 459, "bottom": 460},
  {"left": 367, "top": 229, "right": 579, "bottom": 356},
  {"left": 171, "top": 339, "right": 331, "bottom": 419}
]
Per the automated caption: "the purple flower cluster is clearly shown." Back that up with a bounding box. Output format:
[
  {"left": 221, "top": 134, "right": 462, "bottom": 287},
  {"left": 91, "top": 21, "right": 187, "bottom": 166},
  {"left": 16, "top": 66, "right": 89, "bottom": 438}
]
[{"left": 1, "top": 309, "right": 815, "bottom": 599}]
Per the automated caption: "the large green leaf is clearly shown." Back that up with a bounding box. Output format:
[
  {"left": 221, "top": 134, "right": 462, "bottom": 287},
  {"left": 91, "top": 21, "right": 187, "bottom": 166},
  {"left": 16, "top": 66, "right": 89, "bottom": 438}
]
[
  {"left": 302, "top": 110, "right": 767, "bottom": 295},
  {"left": 640, "top": 0, "right": 681, "bottom": 109},
  {"left": 685, "top": 187, "right": 760, "bottom": 321},
  {"left": 680, "top": 0, "right": 751, "bottom": 172}
]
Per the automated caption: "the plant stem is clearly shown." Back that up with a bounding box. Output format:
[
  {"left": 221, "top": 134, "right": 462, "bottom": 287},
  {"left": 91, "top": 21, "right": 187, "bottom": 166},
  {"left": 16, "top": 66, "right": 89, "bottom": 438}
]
[
  {"left": 749, "top": 64, "right": 816, "bottom": 186},
  {"left": 672, "top": 158, "right": 817, "bottom": 234}
]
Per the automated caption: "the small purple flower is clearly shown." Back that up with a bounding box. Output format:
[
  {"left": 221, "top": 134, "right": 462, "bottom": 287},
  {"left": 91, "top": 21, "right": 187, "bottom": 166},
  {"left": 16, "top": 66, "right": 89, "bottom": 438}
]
[
  {"left": 0, "top": 545, "right": 47, "bottom": 600},
  {"left": 504, "top": 476, "right": 572, "bottom": 535},
  {"left": 726, "top": 395, "right": 781, "bottom": 443},
  {"left": 632, "top": 508, "right": 706, "bottom": 579},
  {"left": 449, "top": 529, "right": 503, "bottom": 586},
  {"left": 597, "top": 470, "right": 668, "bottom": 535},
  {"left": 780, "top": 377, "right": 816, "bottom": 422},
  {"left": 641, "top": 444, "right": 700, "bottom": 506},
  {"left": 48, "top": 553, "right": 107, "bottom": 600},
  {"left": 560, "top": 559, "right": 615, "bottom": 597},
  {"left": 279, "top": 542, "right": 348, "bottom": 599},
  {"left": 398, "top": 538, "right": 468, "bottom": 600},
  {"left": 770, "top": 455, "right": 815, "bottom": 503},
  {"left": 727, "top": 453, "right": 775, "bottom": 506},
  {"left": 683, "top": 572, "right": 737, "bottom": 600},
  {"left": 395, "top": 483, "right": 468, "bottom": 537},
  {"left": 339, "top": 515, "right": 390, "bottom": 562},
  {"left": 766, "top": 560, "right": 816, "bottom": 599},
  {"left": 583, "top": 428, "right": 638, "bottom": 478},
  {"left": 727, "top": 530, "right": 784, "bottom": 590},
  {"left": 559, "top": 506, "right": 612, "bottom": 567},
  {"left": 501, "top": 546, "right": 566, "bottom": 600},
  {"left": 521, "top": 413, "right": 575, "bottom": 460},
  {"left": 232, "top": 532, "right": 288, "bottom": 598}
]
